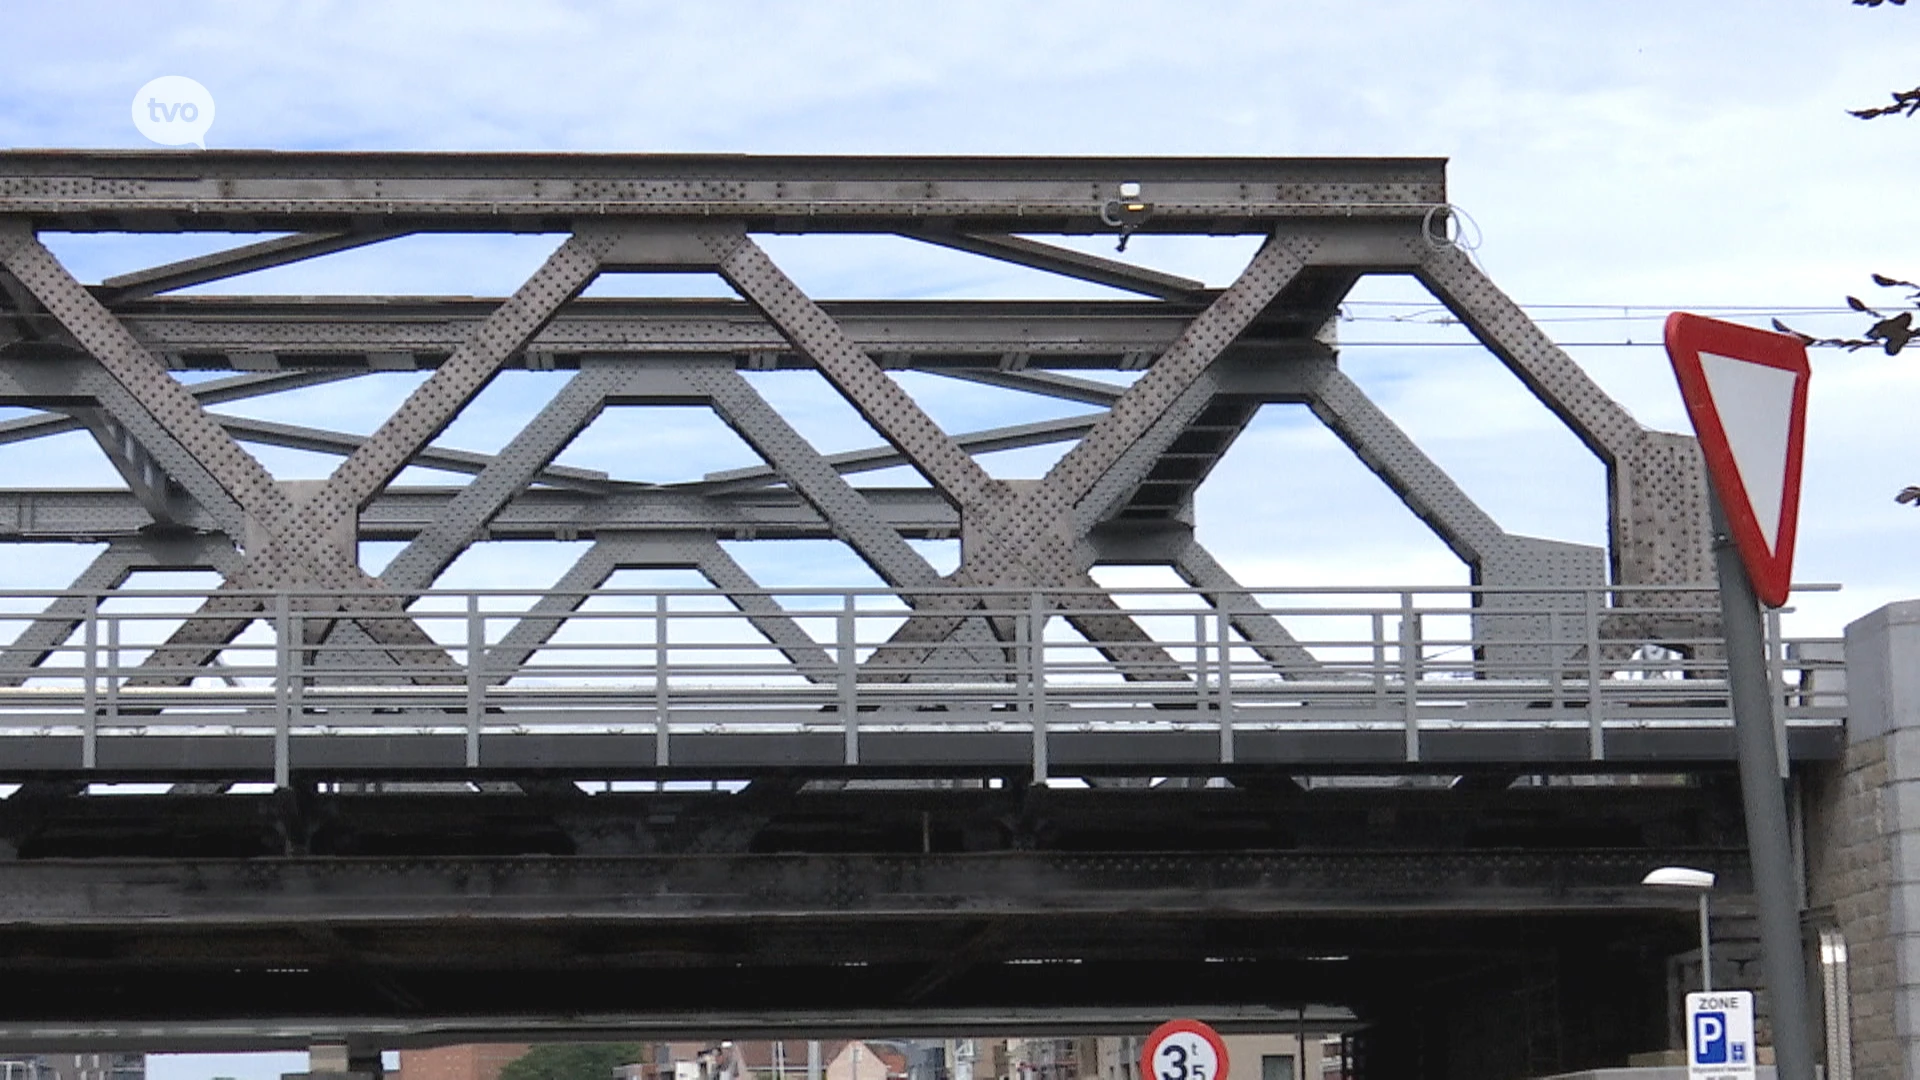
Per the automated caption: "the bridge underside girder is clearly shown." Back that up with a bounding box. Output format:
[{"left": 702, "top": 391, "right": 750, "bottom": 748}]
[
  {"left": 0, "top": 781, "right": 1741, "bottom": 1053},
  {"left": 0, "top": 725, "right": 1845, "bottom": 783}
]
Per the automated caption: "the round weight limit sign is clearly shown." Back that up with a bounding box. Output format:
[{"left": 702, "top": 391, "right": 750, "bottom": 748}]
[{"left": 1141, "top": 1020, "right": 1229, "bottom": 1080}]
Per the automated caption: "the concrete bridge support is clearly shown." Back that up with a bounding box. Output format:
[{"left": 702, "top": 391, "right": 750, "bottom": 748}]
[{"left": 1806, "top": 600, "right": 1920, "bottom": 1079}]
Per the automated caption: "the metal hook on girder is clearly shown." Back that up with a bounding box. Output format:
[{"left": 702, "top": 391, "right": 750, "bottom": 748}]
[
  {"left": 1421, "top": 202, "right": 1482, "bottom": 253},
  {"left": 1101, "top": 197, "right": 1154, "bottom": 252}
]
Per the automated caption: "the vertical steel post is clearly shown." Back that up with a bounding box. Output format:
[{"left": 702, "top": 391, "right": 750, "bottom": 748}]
[
  {"left": 655, "top": 594, "right": 670, "bottom": 768},
  {"left": 272, "top": 595, "right": 288, "bottom": 730},
  {"left": 1768, "top": 606, "right": 1790, "bottom": 779},
  {"left": 1193, "top": 611, "right": 1210, "bottom": 710},
  {"left": 273, "top": 592, "right": 291, "bottom": 789},
  {"left": 105, "top": 612, "right": 119, "bottom": 725},
  {"left": 1585, "top": 586, "right": 1605, "bottom": 761},
  {"left": 1547, "top": 608, "right": 1563, "bottom": 707},
  {"left": 465, "top": 593, "right": 483, "bottom": 769},
  {"left": 1217, "top": 608, "right": 1234, "bottom": 765},
  {"left": 81, "top": 595, "right": 97, "bottom": 770},
  {"left": 1711, "top": 497, "right": 1815, "bottom": 1080},
  {"left": 1699, "top": 891, "right": 1712, "bottom": 993},
  {"left": 1030, "top": 590, "right": 1048, "bottom": 782},
  {"left": 286, "top": 595, "right": 302, "bottom": 754},
  {"left": 1820, "top": 929, "right": 1853, "bottom": 1080},
  {"left": 1400, "top": 592, "right": 1420, "bottom": 762},
  {"left": 1014, "top": 594, "right": 1030, "bottom": 739},
  {"left": 1371, "top": 611, "right": 1386, "bottom": 713},
  {"left": 839, "top": 593, "right": 857, "bottom": 766}
]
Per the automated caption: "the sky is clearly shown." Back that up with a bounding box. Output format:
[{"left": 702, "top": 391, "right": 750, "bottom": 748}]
[
  {"left": 0, "top": 1, "right": 1916, "bottom": 641},
  {"left": 1, "top": 2, "right": 1919, "bottom": 1070}
]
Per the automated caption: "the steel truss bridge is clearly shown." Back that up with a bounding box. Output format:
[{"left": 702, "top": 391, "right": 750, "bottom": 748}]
[{"left": 0, "top": 152, "right": 1851, "bottom": 1078}]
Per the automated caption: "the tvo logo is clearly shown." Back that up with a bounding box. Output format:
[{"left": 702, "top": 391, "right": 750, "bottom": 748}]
[{"left": 131, "top": 76, "right": 215, "bottom": 148}]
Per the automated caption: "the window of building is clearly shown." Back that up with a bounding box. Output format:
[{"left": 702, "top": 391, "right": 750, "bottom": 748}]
[{"left": 1259, "top": 1056, "right": 1294, "bottom": 1080}]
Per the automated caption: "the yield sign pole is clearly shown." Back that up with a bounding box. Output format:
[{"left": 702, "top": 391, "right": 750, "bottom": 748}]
[{"left": 1664, "top": 312, "right": 1815, "bottom": 1080}]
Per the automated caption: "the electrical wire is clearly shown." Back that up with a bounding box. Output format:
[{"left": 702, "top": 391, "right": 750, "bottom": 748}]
[
  {"left": 1379, "top": 201, "right": 1860, "bottom": 329},
  {"left": 1336, "top": 338, "right": 1697, "bottom": 345},
  {"left": 1338, "top": 301, "right": 1856, "bottom": 326},
  {"left": 1330, "top": 300, "right": 1862, "bottom": 349}
]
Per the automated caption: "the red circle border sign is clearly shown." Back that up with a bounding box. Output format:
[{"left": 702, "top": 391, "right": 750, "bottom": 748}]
[{"left": 1140, "top": 1019, "right": 1230, "bottom": 1080}]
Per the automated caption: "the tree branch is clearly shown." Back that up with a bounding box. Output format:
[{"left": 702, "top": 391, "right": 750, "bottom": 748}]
[{"left": 1849, "top": 86, "right": 1920, "bottom": 119}]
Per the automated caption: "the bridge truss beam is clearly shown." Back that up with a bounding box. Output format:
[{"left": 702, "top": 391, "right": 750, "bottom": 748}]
[{"left": 0, "top": 151, "right": 1741, "bottom": 779}]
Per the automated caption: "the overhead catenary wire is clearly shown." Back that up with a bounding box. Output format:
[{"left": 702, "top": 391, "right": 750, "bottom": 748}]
[
  {"left": 1339, "top": 300, "right": 1859, "bottom": 325},
  {"left": 1331, "top": 299, "right": 1866, "bottom": 348}
]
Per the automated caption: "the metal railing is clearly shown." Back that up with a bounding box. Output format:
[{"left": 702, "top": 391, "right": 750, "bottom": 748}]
[{"left": 0, "top": 583, "right": 1847, "bottom": 782}]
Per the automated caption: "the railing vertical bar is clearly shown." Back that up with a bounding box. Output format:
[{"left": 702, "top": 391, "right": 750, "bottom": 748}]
[
  {"left": 1768, "top": 607, "right": 1789, "bottom": 778},
  {"left": 655, "top": 594, "right": 670, "bottom": 768},
  {"left": 1372, "top": 611, "right": 1386, "bottom": 715},
  {"left": 81, "top": 595, "right": 97, "bottom": 770},
  {"left": 1548, "top": 609, "right": 1565, "bottom": 717},
  {"left": 1585, "top": 587, "right": 1604, "bottom": 761},
  {"left": 839, "top": 594, "right": 858, "bottom": 766},
  {"left": 1194, "top": 612, "right": 1210, "bottom": 710},
  {"left": 286, "top": 597, "right": 302, "bottom": 759},
  {"left": 1217, "top": 608, "right": 1234, "bottom": 766},
  {"left": 1030, "top": 590, "right": 1048, "bottom": 783},
  {"left": 1014, "top": 598, "right": 1030, "bottom": 730},
  {"left": 465, "top": 593, "right": 483, "bottom": 769},
  {"left": 273, "top": 592, "right": 291, "bottom": 789},
  {"left": 1400, "top": 592, "right": 1419, "bottom": 763},
  {"left": 105, "top": 612, "right": 119, "bottom": 725}
]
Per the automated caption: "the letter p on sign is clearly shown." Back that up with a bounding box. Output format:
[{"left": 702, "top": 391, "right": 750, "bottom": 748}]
[{"left": 1694, "top": 1013, "right": 1727, "bottom": 1064}]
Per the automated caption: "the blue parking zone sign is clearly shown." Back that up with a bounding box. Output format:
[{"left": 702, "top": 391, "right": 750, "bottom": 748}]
[{"left": 1685, "top": 992, "right": 1756, "bottom": 1080}]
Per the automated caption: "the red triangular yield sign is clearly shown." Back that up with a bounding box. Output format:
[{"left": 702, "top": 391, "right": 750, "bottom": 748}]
[{"left": 1663, "top": 312, "right": 1811, "bottom": 608}]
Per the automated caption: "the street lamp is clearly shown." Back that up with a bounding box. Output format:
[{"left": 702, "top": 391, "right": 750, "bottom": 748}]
[{"left": 1643, "top": 866, "right": 1717, "bottom": 991}]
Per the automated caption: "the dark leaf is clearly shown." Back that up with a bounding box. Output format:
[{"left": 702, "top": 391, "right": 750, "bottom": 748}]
[
  {"left": 1871, "top": 311, "right": 1914, "bottom": 355},
  {"left": 1898, "top": 486, "right": 1920, "bottom": 506},
  {"left": 1848, "top": 295, "right": 1876, "bottom": 313},
  {"left": 1766, "top": 317, "right": 1812, "bottom": 342}
]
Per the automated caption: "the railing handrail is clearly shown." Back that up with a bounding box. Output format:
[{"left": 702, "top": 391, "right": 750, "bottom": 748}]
[
  {"left": 0, "top": 581, "right": 1850, "bottom": 783},
  {"left": 0, "top": 581, "right": 1848, "bottom": 601}
]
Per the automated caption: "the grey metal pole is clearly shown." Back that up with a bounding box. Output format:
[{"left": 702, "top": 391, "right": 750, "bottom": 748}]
[
  {"left": 1711, "top": 496, "right": 1814, "bottom": 1080},
  {"left": 1700, "top": 891, "right": 1712, "bottom": 993}
]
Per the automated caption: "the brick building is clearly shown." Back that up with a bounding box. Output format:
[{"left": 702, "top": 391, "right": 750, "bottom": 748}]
[{"left": 395, "top": 1045, "right": 531, "bottom": 1080}]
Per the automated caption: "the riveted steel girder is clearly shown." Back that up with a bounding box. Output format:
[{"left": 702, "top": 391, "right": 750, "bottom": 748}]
[
  {"left": 75, "top": 297, "right": 1290, "bottom": 371},
  {"left": 0, "top": 487, "right": 962, "bottom": 542},
  {"left": 0, "top": 151, "right": 1447, "bottom": 233}
]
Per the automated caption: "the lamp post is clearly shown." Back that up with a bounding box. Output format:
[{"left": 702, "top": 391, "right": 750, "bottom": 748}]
[{"left": 1644, "top": 865, "right": 1717, "bottom": 991}]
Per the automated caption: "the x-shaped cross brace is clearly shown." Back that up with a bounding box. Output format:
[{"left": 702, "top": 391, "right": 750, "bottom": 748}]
[
  {"left": 0, "top": 220, "right": 668, "bottom": 681},
  {"left": 693, "top": 225, "right": 1319, "bottom": 675}
]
